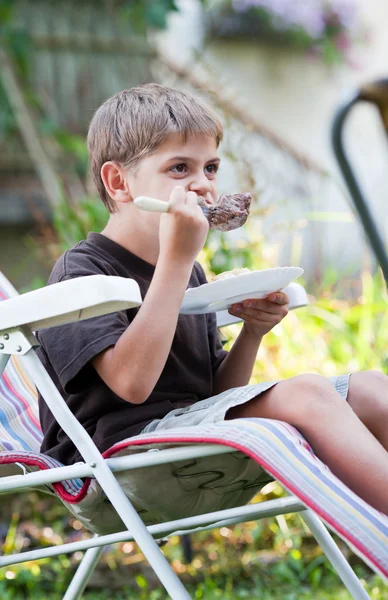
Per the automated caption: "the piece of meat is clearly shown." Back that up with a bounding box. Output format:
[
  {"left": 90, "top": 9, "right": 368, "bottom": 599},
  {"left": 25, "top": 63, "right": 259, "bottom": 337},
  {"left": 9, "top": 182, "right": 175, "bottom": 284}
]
[{"left": 197, "top": 192, "right": 252, "bottom": 232}]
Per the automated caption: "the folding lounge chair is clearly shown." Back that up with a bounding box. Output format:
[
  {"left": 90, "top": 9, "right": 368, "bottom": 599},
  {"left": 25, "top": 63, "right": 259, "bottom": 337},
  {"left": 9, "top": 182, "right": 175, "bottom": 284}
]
[{"left": 0, "top": 271, "right": 387, "bottom": 600}]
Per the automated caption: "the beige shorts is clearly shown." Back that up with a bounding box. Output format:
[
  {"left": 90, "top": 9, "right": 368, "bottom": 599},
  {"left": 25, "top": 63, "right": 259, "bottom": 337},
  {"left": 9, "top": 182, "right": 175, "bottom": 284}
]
[{"left": 141, "top": 374, "right": 351, "bottom": 435}]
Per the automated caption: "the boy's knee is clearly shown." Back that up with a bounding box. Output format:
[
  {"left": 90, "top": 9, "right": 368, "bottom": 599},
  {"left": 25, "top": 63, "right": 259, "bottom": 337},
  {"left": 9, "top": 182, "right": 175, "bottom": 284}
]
[
  {"left": 349, "top": 370, "right": 387, "bottom": 406},
  {"left": 348, "top": 370, "right": 388, "bottom": 426},
  {"left": 282, "top": 374, "right": 343, "bottom": 420},
  {"left": 232, "top": 374, "right": 343, "bottom": 425},
  {"left": 288, "top": 373, "right": 338, "bottom": 400},
  {"left": 354, "top": 369, "right": 387, "bottom": 386}
]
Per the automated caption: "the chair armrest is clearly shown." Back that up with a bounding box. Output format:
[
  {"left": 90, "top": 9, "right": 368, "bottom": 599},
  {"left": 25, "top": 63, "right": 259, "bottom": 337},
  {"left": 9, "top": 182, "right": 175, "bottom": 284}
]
[
  {"left": 216, "top": 282, "right": 309, "bottom": 328},
  {"left": 0, "top": 275, "right": 142, "bottom": 332}
]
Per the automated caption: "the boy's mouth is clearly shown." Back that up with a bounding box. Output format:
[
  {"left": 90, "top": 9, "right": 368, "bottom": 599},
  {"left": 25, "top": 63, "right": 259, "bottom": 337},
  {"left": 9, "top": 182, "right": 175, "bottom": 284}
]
[{"left": 195, "top": 194, "right": 214, "bottom": 206}]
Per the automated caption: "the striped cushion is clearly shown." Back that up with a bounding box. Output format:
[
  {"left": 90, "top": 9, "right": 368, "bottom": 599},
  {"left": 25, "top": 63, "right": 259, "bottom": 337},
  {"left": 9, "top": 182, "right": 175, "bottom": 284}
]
[
  {"left": 0, "top": 356, "right": 42, "bottom": 452},
  {"left": 0, "top": 272, "right": 85, "bottom": 498},
  {"left": 0, "top": 274, "right": 42, "bottom": 453},
  {"left": 99, "top": 421, "right": 388, "bottom": 580},
  {"left": 0, "top": 450, "right": 87, "bottom": 501}
]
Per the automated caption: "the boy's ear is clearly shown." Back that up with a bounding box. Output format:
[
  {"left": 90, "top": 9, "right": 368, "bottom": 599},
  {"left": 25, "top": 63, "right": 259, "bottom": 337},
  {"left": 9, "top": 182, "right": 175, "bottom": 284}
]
[{"left": 100, "top": 162, "right": 132, "bottom": 205}]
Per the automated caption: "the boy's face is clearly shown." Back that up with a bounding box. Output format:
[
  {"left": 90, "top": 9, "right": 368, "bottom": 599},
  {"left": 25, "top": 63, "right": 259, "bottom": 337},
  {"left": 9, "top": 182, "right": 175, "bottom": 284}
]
[{"left": 126, "top": 132, "right": 220, "bottom": 206}]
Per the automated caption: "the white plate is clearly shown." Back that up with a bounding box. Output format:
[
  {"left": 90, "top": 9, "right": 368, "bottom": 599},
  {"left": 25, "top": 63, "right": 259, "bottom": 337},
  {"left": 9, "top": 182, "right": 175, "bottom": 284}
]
[{"left": 180, "top": 267, "right": 304, "bottom": 314}]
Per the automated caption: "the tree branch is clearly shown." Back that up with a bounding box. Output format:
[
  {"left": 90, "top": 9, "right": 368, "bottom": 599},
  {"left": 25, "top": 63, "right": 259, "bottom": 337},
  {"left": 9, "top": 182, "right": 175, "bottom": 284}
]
[{"left": 0, "top": 46, "right": 64, "bottom": 208}]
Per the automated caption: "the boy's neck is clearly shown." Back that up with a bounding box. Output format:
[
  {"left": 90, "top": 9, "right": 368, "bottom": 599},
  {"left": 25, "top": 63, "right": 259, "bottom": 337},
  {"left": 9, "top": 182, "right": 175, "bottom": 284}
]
[{"left": 101, "top": 213, "right": 159, "bottom": 267}]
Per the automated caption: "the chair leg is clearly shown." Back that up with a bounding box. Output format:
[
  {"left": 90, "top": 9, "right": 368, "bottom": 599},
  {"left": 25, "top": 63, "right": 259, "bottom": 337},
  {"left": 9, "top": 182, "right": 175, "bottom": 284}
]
[
  {"left": 300, "top": 510, "right": 371, "bottom": 600},
  {"left": 63, "top": 544, "right": 104, "bottom": 600},
  {"left": 181, "top": 534, "right": 193, "bottom": 563}
]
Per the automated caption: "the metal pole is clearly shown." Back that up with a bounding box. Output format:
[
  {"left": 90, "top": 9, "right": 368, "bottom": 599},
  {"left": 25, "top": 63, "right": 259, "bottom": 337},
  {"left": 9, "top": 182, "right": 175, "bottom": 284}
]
[
  {"left": 0, "top": 354, "right": 10, "bottom": 378},
  {"left": 331, "top": 93, "right": 388, "bottom": 284},
  {"left": 63, "top": 545, "right": 104, "bottom": 600},
  {"left": 301, "top": 510, "right": 370, "bottom": 600}
]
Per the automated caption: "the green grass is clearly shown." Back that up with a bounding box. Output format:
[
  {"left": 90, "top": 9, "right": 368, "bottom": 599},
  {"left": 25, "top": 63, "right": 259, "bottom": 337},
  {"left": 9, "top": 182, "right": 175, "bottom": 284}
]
[{"left": 2, "top": 571, "right": 387, "bottom": 599}]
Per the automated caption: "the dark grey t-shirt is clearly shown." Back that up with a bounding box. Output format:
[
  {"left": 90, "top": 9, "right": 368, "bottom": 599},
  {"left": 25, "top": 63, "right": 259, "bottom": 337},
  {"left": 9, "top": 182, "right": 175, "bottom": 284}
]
[{"left": 37, "top": 232, "right": 227, "bottom": 465}]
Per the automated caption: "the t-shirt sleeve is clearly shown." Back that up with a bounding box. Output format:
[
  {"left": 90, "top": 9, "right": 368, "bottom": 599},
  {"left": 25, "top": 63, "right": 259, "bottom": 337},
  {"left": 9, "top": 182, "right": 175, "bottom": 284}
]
[
  {"left": 194, "top": 262, "right": 228, "bottom": 375},
  {"left": 37, "top": 261, "right": 135, "bottom": 395}
]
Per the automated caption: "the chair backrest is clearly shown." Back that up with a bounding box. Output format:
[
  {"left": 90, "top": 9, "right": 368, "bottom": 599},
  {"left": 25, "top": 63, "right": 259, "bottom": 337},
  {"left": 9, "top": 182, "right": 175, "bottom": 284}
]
[{"left": 0, "top": 273, "right": 42, "bottom": 453}]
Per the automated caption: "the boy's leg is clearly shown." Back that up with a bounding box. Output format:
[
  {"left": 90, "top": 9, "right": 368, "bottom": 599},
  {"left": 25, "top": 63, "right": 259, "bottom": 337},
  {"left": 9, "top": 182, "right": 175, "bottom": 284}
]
[
  {"left": 226, "top": 374, "right": 388, "bottom": 515},
  {"left": 346, "top": 370, "right": 388, "bottom": 451}
]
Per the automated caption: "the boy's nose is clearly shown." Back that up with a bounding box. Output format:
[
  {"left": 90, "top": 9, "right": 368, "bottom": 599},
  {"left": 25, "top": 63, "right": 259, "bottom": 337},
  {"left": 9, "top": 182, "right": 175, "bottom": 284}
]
[{"left": 188, "top": 174, "right": 212, "bottom": 197}]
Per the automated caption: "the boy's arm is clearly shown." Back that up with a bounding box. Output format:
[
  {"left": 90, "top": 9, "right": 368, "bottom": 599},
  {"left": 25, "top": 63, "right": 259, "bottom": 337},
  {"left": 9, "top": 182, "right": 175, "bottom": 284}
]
[
  {"left": 212, "top": 292, "right": 289, "bottom": 394},
  {"left": 212, "top": 327, "right": 263, "bottom": 394},
  {"left": 92, "top": 188, "right": 209, "bottom": 404},
  {"left": 93, "top": 257, "right": 191, "bottom": 403}
]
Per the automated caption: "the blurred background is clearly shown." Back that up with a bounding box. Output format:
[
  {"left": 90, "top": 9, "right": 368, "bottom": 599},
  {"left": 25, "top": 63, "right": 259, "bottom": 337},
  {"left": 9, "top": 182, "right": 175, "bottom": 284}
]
[
  {"left": 1, "top": 1, "right": 388, "bottom": 598},
  {"left": 2, "top": 0, "right": 388, "bottom": 291}
]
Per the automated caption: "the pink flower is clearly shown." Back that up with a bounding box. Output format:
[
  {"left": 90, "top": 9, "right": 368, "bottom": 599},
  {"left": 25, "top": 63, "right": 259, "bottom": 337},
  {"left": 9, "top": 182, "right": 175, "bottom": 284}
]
[{"left": 335, "top": 32, "right": 351, "bottom": 51}]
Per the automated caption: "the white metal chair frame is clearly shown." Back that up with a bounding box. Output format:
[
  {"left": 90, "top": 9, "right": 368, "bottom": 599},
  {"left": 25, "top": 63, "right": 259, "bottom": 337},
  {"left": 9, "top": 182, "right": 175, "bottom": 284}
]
[{"left": 0, "top": 275, "right": 371, "bottom": 600}]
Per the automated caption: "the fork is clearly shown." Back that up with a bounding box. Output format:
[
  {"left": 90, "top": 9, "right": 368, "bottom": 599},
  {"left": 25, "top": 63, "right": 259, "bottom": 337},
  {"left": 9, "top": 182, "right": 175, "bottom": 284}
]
[{"left": 134, "top": 196, "right": 210, "bottom": 217}]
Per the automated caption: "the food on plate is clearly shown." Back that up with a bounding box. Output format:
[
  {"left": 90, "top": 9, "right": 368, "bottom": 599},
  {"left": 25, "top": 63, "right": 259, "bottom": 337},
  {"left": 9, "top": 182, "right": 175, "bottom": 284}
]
[
  {"left": 211, "top": 268, "right": 252, "bottom": 282},
  {"left": 197, "top": 192, "right": 251, "bottom": 232}
]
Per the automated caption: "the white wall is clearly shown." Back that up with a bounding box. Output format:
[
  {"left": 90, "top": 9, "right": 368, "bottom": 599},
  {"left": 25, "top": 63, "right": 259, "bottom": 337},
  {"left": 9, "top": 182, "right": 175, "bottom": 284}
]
[{"left": 155, "top": 0, "right": 388, "bottom": 282}]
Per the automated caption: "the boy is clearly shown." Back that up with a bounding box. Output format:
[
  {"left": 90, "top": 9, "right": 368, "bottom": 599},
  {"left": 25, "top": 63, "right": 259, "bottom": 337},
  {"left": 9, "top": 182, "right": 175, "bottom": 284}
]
[{"left": 38, "top": 83, "right": 388, "bottom": 516}]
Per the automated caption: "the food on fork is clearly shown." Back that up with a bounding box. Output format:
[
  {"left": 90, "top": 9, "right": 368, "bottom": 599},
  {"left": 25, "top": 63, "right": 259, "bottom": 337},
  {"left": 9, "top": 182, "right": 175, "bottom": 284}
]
[
  {"left": 211, "top": 268, "right": 252, "bottom": 282},
  {"left": 197, "top": 192, "right": 252, "bottom": 232}
]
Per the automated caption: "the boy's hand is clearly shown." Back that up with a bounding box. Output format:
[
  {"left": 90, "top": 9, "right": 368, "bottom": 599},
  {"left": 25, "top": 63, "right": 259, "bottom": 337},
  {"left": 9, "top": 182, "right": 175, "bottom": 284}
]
[
  {"left": 159, "top": 186, "right": 209, "bottom": 264},
  {"left": 228, "top": 292, "right": 289, "bottom": 338}
]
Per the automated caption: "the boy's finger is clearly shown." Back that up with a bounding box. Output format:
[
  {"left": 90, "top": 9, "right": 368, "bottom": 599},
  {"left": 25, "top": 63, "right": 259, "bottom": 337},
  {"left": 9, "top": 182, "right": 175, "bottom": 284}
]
[
  {"left": 186, "top": 191, "right": 199, "bottom": 207},
  {"left": 228, "top": 307, "right": 283, "bottom": 325},
  {"left": 238, "top": 298, "right": 288, "bottom": 315},
  {"left": 267, "top": 292, "right": 289, "bottom": 305},
  {"left": 169, "top": 186, "right": 186, "bottom": 208}
]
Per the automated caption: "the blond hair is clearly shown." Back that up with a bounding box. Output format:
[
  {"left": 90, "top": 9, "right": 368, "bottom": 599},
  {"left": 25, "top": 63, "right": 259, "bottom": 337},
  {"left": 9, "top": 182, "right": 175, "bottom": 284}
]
[{"left": 87, "top": 83, "right": 224, "bottom": 211}]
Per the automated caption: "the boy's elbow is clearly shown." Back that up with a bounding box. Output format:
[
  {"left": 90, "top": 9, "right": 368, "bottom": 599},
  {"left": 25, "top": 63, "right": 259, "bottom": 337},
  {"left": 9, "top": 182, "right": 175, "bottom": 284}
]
[
  {"left": 117, "top": 380, "right": 149, "bottom": 405},
  {"left": 94, "top": 354, "right": 149, "bottom": 404}
]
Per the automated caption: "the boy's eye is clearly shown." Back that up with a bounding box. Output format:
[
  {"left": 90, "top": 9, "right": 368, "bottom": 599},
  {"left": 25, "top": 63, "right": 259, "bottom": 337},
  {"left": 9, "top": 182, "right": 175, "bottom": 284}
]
[
  {"left": 205, "top": 164, "right": 219, "bottom": 174},
  {"left": 171, "top": 164, "right": 187, "bottom": 173}
]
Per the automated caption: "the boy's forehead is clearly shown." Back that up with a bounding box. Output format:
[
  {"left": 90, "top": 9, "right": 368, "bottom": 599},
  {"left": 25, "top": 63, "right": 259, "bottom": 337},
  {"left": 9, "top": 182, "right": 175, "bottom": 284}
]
[{"left": 156, "top": 132, "right": 218, "bottom": 159}]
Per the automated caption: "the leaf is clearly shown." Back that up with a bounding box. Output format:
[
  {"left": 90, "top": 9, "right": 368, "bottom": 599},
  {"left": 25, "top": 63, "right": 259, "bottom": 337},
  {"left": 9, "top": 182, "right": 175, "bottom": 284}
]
[
  {"left": 145, "top": 0, "right": 178, "bottom": 30},
  {"left": 0, "top": 0, "right": 13, "bottom": 25},
  {"left": 120, "top": 0, "right": 179, "bottom": 32},
  {"left": 135, "top": 574, "right": 148, "bottom": 589}
]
